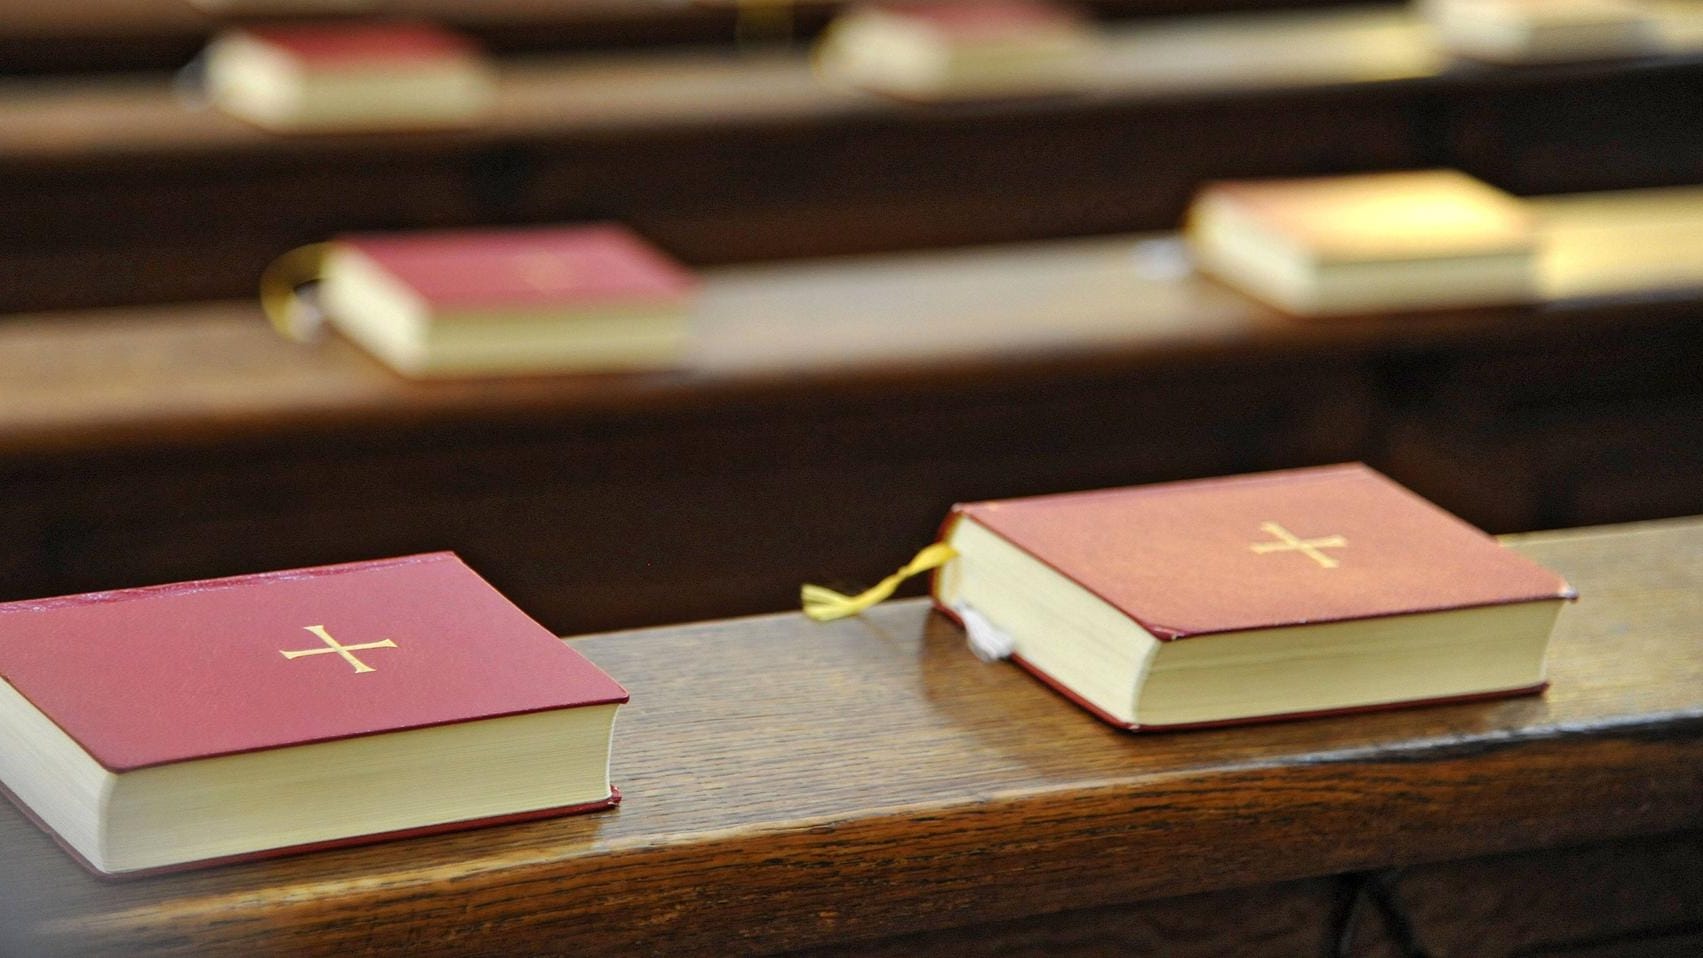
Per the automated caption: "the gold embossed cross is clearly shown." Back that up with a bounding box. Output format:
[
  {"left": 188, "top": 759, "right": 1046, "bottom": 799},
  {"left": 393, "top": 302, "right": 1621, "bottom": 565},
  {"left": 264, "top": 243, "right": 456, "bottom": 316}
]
[
  {"left": 280, "top": 625, "right": 398, "bottom": 674},
  {"left": 1249, "top": 521, "right": 1348, "bottom": 569}
]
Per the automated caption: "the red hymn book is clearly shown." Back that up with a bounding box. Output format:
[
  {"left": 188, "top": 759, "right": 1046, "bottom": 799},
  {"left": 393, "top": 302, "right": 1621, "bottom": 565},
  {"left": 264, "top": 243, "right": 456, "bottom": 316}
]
[
  {"left": 0, "top": 553, "right": 626, "bottom": 877},
  {"left": 932, "top": 464, "right": 1576, "bottom": 730},
  {"left": 334, "top": 224, "right": 698, "bottom": 311},
  {"left": 204, "top": 21, "right": 496, "bottom": 132},
  {"left": 317, "top": 223, "right": 698, "bottom": 378}
]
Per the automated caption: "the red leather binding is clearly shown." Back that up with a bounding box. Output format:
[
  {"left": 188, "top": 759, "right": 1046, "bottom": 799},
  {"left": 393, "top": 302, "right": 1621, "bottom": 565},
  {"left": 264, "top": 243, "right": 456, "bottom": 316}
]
[
  {"left": 937, "top": 463, "right": 1573, "bottom": 641},
  {"left": 243, "top": 23, "right": 484, "bottom": 65},
  {"left": 0, "top": 552, "right": 628, "bottom": 772},
  {"left": 337, "top": 224, "right": 698, "bottom": 312}
]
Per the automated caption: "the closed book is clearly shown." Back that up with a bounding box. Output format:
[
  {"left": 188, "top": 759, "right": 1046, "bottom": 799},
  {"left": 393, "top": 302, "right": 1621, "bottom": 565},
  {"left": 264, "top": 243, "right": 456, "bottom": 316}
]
[
  {"left": 1422, "top": 0, "right": 1659, "bottom": 64},
  {"left": 815, "top": 1, "right": 1098, "bottom": 100},
  {"left": 1185, "top": 170, "right": 1540, "bottom": 317},
  {"left": 318, "top": 223, "right": 697, "bottom": 378},
  {"left": 205, "top": 22, "right": 495, "bottom": 132},
  {"left": 0, "top": 553, "right": 627, "bottom": 877},
  {"left": 932, "top": 464, "right": 1575, "bottom": 730}
]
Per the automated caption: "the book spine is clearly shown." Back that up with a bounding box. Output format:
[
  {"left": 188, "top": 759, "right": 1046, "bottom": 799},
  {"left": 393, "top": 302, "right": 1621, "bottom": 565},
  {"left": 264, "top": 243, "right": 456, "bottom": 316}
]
[{"left": 928, "top": 508, "right": 969, "bottom": 623}]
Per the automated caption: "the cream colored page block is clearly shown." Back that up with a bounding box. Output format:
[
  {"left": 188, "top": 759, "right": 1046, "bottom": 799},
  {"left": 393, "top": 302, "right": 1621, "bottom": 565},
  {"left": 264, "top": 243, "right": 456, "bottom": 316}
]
[
  {"left": 940, "top": 518, "right": 1157, "bottom": 725},
  {"left": 1137, "top": 602, "right": 1560, "bottom": 726},
  {"left": 106, "top": 705, "right": 617, "bottom": 874}
]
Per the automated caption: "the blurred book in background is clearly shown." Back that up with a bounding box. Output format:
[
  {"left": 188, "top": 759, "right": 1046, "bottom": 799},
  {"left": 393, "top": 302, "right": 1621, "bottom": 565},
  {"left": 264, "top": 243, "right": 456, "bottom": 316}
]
[
  {"left": 306, "top": 223, "right": 698, "bottom": 378},
  {"left": 1421, "top": 0, "right": 1659, "bottom": 63},
  {"left": 814, "top": 0, "right": 1099, "bottom": 100},
  {"left": 205, "top": 21, "right": 495, "bottom": 132},
  {"left": 1185, "top": 169, "right": 1539, "bottom": 317}
]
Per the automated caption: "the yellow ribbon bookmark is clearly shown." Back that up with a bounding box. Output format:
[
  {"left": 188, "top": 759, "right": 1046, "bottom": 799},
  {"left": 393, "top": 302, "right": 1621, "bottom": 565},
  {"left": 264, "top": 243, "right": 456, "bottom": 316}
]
[
  {"left": 801, "top": 543, "right": 958, "bottom": 622},
  {"left": 258, "top": 242, "right": 334, "bottom": 342}
]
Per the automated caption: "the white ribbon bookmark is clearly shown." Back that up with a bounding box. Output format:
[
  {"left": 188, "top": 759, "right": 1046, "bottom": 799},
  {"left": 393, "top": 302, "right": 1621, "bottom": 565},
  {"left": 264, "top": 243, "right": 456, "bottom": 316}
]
[{"left": 955, "top": 603, "right": 1015, "bottom": 662}]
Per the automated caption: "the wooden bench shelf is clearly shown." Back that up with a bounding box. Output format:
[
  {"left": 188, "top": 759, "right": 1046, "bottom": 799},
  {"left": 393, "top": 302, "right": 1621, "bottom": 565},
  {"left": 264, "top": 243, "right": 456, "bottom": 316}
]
[
  {"left": 0, "top": 1, "right": 1406, "bottom": 75},
  {"left": 3, "top": 517, "right": 1699, "bottom": 956},
  {"left": 4, "top": 189, "right": 1702, "bottom": 630},
  {"left": 5, "top": 6, "right": 1703, "bottom": 311}
]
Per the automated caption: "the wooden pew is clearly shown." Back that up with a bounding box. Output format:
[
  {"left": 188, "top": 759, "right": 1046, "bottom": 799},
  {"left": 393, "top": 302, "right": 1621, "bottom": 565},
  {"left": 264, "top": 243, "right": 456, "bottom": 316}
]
[
  {"left": 0, "top": 0, "right": 1390, "bottom": 75},
  {"left": 3, "top": 187, "right": 1701, "bottom": 632},
  {"left": 2, "top": 516, "right": 1699, "bottom": 956},
  {"left": 0, "top": 0, "right": 779, "bottom": 75},
  {"left": 0, "top": 244, "right": 1379, "bottom": 630},
  {"left": 5, "top": 6, "right": 1703, "bottom": 312}
]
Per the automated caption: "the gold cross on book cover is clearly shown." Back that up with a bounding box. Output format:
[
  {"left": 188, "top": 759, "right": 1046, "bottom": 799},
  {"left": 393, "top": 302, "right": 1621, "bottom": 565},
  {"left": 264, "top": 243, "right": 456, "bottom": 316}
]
[
  {"left": 0, "top": 553, "right": 627, "bottom": 877},
  {"left": 809, "top": 464, "right": 1575, "bottom": 731},
  {"left": 1249, "top": 522, "right": 1348, "bottom": 568},
  {"left": 280, "top": 625, "right": 399, "bottom": 673}
]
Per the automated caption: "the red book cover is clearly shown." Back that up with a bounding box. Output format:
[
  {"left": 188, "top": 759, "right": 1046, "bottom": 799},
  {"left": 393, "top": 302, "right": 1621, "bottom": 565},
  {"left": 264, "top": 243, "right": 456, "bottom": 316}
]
[
  {"left": 939, "top": 463, "right": 1574, "bottom": 641},
  {"left": 0, "top": 553, "right": 626, "bottom": 771},
  {"left": 337, "top": 224, "right": 699, "bottom": 312},
  {"left": 0, "top": 553, "right": 626, "bottom": 876},
  {"left": 244, "top": 22, "right": 485, "bottom": 66},
  {"left": 933, "top": 464, "right": 1576, "bottom": 730}
]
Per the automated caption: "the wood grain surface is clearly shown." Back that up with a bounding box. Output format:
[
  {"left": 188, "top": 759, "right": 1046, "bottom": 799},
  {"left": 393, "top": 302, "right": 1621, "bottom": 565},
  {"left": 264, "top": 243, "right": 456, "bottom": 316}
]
[
  {"left": 1375, "top": 833, "right": 1703, "bottom": 957},
  {"left": 1, "top": 517, "right": 1699, "bottom": 956},
  {"left": 794, "top": 878, "right": 1355, "bottom": 957}
]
